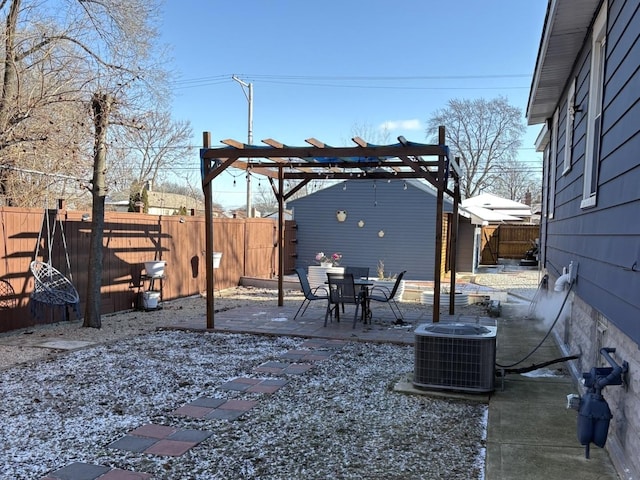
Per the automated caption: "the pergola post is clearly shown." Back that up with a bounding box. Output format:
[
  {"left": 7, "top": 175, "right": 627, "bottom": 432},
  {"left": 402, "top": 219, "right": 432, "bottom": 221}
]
[
  {"left": 202, "top": 132, "right": 215, "bottom": 329},
  {"left": 449, "top": 158, "right": 461, "bottom": 315},
  {"left": 432, "top": 126, "right": 447, "bottom": 322},
  {"left": 277, "top": 166, "right": 285, "bottom": 306}
]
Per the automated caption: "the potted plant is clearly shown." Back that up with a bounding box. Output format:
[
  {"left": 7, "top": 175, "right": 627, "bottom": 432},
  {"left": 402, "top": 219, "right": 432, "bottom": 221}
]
[
  {"left": 314, "top": 251, "right": 342, "bottom": 267},
  {"left": 308, "top": 251, "right": 344, "bottom": 292}
]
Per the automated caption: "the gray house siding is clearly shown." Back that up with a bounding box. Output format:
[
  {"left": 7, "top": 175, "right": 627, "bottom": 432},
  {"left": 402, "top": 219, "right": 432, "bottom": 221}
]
[
  {"left": 545, "top": 0, "right": 640, "bottom": 345},
  {"left": 288, "top": 180, "right": 453, "bottom": 281}
]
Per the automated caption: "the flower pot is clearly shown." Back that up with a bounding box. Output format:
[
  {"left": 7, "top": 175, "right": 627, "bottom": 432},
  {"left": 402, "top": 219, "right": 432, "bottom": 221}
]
[
  {"left": 142, "top": 291, "right": 161, "bottom": 309},
  {"left": 308, "top": 265, "right": 345, "bottom": 294},
  {"left": 420, "top": 290, "right": 470, "bottom": 307}
]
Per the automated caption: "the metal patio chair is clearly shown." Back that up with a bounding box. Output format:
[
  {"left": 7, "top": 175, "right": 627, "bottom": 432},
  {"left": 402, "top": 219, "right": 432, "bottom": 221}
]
[
  {"left": 368, "top": 270, "right": 406, "bottom": 322},
  {"left": 325, "top": 272, "right": 364, "bottom": 328},
  {"left": 340, "top": 267, "right": 369, "bottom": 314},
  {"left": 293, "top": 267, "right": 328, "bottom": 320}
]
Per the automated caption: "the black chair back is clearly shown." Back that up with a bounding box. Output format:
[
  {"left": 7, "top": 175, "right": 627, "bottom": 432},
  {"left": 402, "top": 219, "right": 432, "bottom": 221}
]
[
  {"left": 295, "top": 267, "right": 314, "bottom": 299},
  {"left": 326, "top": 272, "right": 359, "bottom": 305},
  {"left": 345, "top": 266, "right": 370, "bottom": 279},
  {"left": 388, "top": 271, "right": 407, "bottom": 298}
]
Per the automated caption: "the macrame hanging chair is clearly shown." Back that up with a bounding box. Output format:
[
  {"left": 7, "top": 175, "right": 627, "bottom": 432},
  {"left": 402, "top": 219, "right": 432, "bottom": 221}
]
[{"left": 30, "top": 207, "right": 80, "bottom": 320}]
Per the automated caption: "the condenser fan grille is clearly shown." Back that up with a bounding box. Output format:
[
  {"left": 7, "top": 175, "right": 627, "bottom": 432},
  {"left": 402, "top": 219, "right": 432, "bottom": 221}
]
[{"left": 413, "top": 322, "right": 497, "bottom": 393}]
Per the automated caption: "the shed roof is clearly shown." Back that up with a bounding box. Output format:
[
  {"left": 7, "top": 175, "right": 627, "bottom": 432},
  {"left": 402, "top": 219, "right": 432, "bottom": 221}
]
[
  {"left": 461, "top": 193, "right": 531, "bottom": 223},
  {"left": 461, "top": 205, "right": 522, "bottom": 224},
  {"left": 461, "top": 192, "right": 531, "bottom": 211}
]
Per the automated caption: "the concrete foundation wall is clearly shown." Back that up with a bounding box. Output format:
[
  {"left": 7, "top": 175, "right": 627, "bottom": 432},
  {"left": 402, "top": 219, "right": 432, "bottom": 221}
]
[{"left": 555, "top": 283, "right": 640, "bottom": 480}]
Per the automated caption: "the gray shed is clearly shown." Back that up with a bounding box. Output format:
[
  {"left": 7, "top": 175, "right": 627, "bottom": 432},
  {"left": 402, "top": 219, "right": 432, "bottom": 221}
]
[{"left": 288, "top": 179, "right": 472, "bottom": 280}]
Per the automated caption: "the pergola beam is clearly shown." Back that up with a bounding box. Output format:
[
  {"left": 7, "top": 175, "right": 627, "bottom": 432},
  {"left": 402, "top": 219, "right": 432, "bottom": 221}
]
[{"left": 201, "top": 143, "right": 447, "bottom": 161}]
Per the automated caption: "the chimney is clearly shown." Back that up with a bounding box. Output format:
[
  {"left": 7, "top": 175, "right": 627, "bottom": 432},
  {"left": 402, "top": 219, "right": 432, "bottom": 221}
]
[{"left": 524, "top": 191, "right": 532, "bottom": 206}]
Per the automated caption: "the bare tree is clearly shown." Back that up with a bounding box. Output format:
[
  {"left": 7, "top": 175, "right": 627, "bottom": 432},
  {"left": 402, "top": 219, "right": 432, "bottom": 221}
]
[
  {"left": 0, "top": 0, "right": 167, "bottom": 202},
  {"left": 347, "top": 121, "right": 391, "bottom": 145},
  {"left": 84, "top": 92, "right": 112, "bottom": 327},
  {"left": 112, "top": 109, "right": 194, "bottom": 197},
  {"left": 427, "top": 96, "right": 525, "bottom": 198},
  {"left": 489, "top": 157, "right": 542, "bottom": 202},
  {"left": 251, "top": 181, "right": 279, "bottom": 214}
]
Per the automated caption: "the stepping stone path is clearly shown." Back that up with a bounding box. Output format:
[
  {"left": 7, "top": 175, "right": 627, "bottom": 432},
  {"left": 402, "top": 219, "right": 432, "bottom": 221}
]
[{"left": 40, "top": 338, "right": 347, "bottom": 479}]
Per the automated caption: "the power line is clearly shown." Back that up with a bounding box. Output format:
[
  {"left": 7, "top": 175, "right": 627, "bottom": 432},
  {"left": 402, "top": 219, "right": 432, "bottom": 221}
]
[{"left": 171, "top": 72, "right": 533, "bottom": 91}]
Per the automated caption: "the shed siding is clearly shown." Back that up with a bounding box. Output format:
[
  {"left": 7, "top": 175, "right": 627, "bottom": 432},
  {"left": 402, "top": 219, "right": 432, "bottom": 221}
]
[
  {"left": 288, "top": 180, "right": 450, "bottom": 280},
  {"left": 544, "top": 1, "right": 640, "bottom": 345}
]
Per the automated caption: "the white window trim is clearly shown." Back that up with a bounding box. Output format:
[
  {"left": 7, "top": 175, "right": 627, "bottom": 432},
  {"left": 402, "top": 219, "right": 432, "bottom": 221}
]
[
  {"left": 582, "top": 1, "right": 607, "bottom": 209},
  {"left": 549, "top": 108, "right": 559, "bottom": 219},
  {"left": 535, "top": 125, "right": 550, "bottom": 223},
  {"left": 563, "top": 78, "right": 576, "bottom": 175}
]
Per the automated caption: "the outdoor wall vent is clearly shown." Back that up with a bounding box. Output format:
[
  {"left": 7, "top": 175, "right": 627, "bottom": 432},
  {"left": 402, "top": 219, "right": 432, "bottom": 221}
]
[{"left": 413, "top": 321, "right": 497, "bottom": 393}]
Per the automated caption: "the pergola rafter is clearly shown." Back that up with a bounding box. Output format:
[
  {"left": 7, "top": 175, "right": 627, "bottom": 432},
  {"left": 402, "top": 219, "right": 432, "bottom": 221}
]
[{"left": 200, "top": 126, "right": 461, "bottom": 329}]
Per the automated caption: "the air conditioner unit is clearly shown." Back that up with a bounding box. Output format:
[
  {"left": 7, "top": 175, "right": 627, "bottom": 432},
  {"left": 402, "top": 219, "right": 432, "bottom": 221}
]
[{"left": 413, "top": 321, "right": 497, "bottom": 393}]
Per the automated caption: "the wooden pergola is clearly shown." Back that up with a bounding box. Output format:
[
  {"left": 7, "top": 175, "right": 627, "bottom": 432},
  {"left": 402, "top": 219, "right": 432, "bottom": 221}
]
[{"left": 200, "top": 126, "right": 462, "bottom": 328}]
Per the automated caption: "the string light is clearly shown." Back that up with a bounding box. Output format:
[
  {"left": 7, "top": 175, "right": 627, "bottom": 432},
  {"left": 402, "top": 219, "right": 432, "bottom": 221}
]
[{"left": 225, "top": 169, "right": 243, "bottom": 187}]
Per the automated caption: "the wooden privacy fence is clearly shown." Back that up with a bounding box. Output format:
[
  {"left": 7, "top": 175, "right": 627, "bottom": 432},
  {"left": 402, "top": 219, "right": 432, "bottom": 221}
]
[
  {"left": 480, "top": 224, "right": 540, "bottom": 264},
  {"left": 0, "top": 206, "right": 284, "bottom": 332}
]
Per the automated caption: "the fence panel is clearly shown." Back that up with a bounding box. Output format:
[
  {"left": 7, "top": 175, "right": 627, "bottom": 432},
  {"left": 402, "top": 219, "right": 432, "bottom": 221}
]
[
  {"left": 496, "top": 224, "right": 539, "bottom": 259},
  {"left": 480, "top": 224, "right": 540, "bottom": 264},
  {"left": 0, "top": 207, "right": 287, "bottom": 333},
  {"left": 480, "top": 225, "right": 500, "bottom": 265},
  {"left": 244, "top": 219, "right": 277, "bottom": 278}
]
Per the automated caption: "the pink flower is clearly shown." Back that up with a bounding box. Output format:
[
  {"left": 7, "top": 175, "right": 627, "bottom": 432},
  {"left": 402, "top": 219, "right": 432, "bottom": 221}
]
[{"left": 315, "top": 251, "right": 342, "bottom": 266}]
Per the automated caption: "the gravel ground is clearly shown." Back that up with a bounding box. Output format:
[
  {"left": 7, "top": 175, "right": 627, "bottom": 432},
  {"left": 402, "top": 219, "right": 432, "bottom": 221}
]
[
  {"left": 0, "top": 267, "right": 540, "bottom": 479},
  {"left": 1, "top": 331, "right": 486, "bottom": 479}
]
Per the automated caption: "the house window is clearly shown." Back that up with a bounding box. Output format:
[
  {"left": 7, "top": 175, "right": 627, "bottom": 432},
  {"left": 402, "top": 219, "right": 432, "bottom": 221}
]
[
  {"left": 548, "top": 108, "right": 559, "bottom": 218},
  {"left": 563, "top": 78, "right": 576, "bottom": 174},
  {"left": 582, "top": 2, "right": 607, "bottom": 208}
]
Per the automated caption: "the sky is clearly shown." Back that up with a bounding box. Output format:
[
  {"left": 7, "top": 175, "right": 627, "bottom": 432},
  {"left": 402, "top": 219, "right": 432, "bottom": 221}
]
[{"left": 158, "top": 0, "right": 549, "bottom": 209}]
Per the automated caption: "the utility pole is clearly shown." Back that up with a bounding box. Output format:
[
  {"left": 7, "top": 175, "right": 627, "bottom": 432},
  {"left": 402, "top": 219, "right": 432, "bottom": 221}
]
[{"left": 232, "top": 75, "right": 254, "bottom": 217}]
